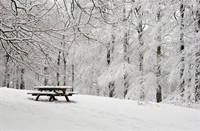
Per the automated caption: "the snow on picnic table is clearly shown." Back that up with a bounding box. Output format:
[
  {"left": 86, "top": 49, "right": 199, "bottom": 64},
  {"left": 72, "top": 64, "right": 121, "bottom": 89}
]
[{"left": 0, "top": 88, "right": 199, "bottom": 131}]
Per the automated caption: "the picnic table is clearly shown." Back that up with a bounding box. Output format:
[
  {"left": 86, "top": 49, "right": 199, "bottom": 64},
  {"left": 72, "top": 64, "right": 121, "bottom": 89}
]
[{"left": 27, "top": 86, "right": 77, "bottom": 102}]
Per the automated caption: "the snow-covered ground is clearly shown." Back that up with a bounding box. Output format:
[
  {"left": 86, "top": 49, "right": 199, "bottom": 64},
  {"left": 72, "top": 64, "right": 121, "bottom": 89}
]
[{"left": 0, "top": 88, "right": 199, "bottom": 131}]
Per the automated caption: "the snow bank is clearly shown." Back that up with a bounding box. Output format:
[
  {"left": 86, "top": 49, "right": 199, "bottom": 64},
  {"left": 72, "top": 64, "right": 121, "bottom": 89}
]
[{"left": 0, "top": 88, "right": 199, "bottom": 131}]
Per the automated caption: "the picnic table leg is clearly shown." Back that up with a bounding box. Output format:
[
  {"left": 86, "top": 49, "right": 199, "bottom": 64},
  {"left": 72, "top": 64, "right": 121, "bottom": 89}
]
[
  {"left": 52, "top": 96, "right": 58, "bottom": 101},
  {"left": 65, "top": 96, "right": 70, "bottom": 102},
  {"left": 49, "top": 96, "right": 53, "bottom": 101},
  {"left": 36, "top": 94, "right": 40, "bottom": 101},
  {"left": 49, "top": 95, "right": 57, "bottom": 102}
]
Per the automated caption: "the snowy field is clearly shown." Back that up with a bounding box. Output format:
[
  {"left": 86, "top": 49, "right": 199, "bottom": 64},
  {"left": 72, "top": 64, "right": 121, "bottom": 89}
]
[{"left": 0, "top": 88, "right": 199, "bottom": 131}]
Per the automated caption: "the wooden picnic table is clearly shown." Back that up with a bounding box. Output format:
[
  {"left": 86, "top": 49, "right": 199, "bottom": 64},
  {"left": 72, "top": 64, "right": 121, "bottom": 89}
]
[{"left": 28, "top": 86, "right": 77, "bottom": 102}]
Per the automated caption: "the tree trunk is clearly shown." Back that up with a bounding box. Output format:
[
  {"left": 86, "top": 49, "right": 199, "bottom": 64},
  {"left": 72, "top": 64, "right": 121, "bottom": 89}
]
[
  {"left": 44, "top": 66, "right": 48, "bottom": 86},
  {"left": 123, "top": 4, "right": 130, "bottom": 98},
  {"left": 195, "top": 46, "right": 200, "bottom": 102},
  {"left": 195, "top": 0, "right": 200, "bottom": 33},
  {"left": 16, "top": 66, "right": 19, "bottom": 89},
  {"left": 123, "top": 31, "right": 129, "bottom": 98},
  {"left": 179, "top": 1, "right": 185, "bottom": 92},
  {"left": 72, "top": 64, "right": 74, "bottom": 91},
  {"left": 3, "top": 53, "right": 10, "bottom": 88},
  {"left": 124, "top": 31, "right": 130, "bottom": 63},
  {"left": 108, "top": 81, "right": 115, "bottom": 97},
  {"left": 20, "top": 68, "right": 25, "bottom": 90},
  {"left": 107, "top": 32, "right": 115, "bottom": 97},
  {"left": 156, "top": 7, "right": 162, "bottom": 103},
  {"left": 63, "top": 43, "right": 67, "bottom": 86},
  {"left": 195, "top": 0, "right": 200, "bottom": 102},
  {"left": 156, "top": 45, "right": 162, "bottom": 102},
  {"left": 136, "top": 9, "right": 145, "bottom": 100},
  {"left": 107, "top": 42, "right": 111, "bottom": 65},
  {"left": 57, "top": 48, "right": 62, "bottom": 86}
]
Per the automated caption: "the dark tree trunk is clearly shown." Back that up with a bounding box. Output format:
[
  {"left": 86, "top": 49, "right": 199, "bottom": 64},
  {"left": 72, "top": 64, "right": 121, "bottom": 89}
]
[
  {"left": 179, "top": 1, "right": 185, "bottom": 92},
  {"left": 124, "top": 31, "right": 130, "bottom": 63},
  {"left": 3, "top": 53, "right": 10, "bottom": 88},
  {"left": 44, "top": 66, "right": 48, "bottom": 86},
  {"left": 195, "top": 0, "right": 200, "bottom": 103},
  {"left": 107, "top": 34, "right": 115, "bottom": 65},
  {"left": 111, "top": 34, "right": 115, "bottom": 60},
  {"left": 20, "top": 68, "right": 25, "bottom": 90},
  {"left": 107, "top": 32, "right": 115, "bottom": 97},
  {"left": 108, "top": 81, "right": 115, "bottom": 97},
  {"left": 138, "top": 20, "right": 144, "bottom": 73},
  {"left": 156, "top": 8, "right": 162, "bottom": 103},
  {"left": 16, "top": 66, "right": 19, "bottom": 89},
  {"left": 195, "top": 0, "right": 200, "bottom": 33},
  {"left": 63, "top": 44, "right": 67, "bottom": 86},
  {"left": 156, "top": 46, "right": 162, "bottom": 102},
  {"left": 57, "top": 48, "right": 62, "bottom": 86},
  {"left": 72, "top": 64, "right": 74, "bottom": 91},
  {"left": 124, "top": 73, "right": 129, "bottom": 98},
  {"left": 195, "top": 47, "right": 200, "bottom": 102},
  {"left": 107, "top": 42, "right": 111, "bottom": 65},
  {"left": 123, "top": 31, "right": 129, "bottom": 98},
  {"left": 63, "top": 56, "right": 67, "bottom": 86}
]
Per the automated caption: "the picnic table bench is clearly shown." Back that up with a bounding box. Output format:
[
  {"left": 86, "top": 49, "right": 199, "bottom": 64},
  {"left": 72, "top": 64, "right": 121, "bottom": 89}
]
[{"left": 27, "top": 86, "right": 77, "bottom": 102}]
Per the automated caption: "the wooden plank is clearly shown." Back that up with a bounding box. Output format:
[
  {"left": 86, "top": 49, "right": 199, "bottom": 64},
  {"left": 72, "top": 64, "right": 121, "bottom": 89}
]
[
  {"left": 66, "top": 92, "right": 78, "bottom": 95},
  {"left": 27, "top": 92, "right": 77, "bottom": 96},
  {"left": 34, "top": 86, "right": 72, "bottom": 89},
  {"left": 27, "top": 91, "right": 55, "bottom": 94}
]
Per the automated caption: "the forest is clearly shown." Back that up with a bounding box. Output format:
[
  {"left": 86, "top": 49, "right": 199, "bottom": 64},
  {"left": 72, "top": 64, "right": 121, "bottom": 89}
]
[{"left": 0, "top": 0, "right": 200, "bottom": 106}]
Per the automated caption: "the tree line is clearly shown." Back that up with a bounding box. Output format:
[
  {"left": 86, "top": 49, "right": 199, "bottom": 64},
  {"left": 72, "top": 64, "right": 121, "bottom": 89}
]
[{"left": 0, "top": 0, "right": 199, "bottom": 104}]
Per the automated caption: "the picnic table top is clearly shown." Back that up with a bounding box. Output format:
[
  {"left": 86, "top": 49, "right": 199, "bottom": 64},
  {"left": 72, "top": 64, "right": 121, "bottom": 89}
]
[{"left": 34, "top": 86, "right": 72, "bottom": 89}]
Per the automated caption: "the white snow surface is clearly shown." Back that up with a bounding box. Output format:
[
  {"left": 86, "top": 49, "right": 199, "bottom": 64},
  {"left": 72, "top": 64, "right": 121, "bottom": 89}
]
[{"left": 0, "top": 88, "right": 199, "bottom": 131}]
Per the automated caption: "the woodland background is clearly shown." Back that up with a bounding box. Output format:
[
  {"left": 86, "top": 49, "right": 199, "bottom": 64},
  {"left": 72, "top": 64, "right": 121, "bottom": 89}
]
[{"left": 0, "top": 0, "right": 200, "bottom": 106}]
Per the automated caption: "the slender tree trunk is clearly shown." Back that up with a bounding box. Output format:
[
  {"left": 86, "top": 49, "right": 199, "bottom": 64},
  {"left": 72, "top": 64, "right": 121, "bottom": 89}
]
[
  {"left": 135, "top": 7, "right": 145, "bottom": 100},
  {"left": 179, "top": 1, "right": 185, "bottom": 92},
  {"left": 111, "top": 34, "right": 115, "bottom": 61},
  {"left": 107, "top": 32, "right": 115, "bottom": 97},
  {"left": 156, "top": 7, "right": 162, "bottom": 103},
  {"left": 63, "top": 43, "right": 67, "bottom": 86},
  {"left": 195, "top": 0, "right": 200, "bottom": 102},
  {"left": 3, "top": 53, "right": 10, "bottom": 88},
  {"left": 124, "top": 73, "right": 129, "bottom": 98},
  {"left": 123, "top": 5, "right": 130, "bottom": 98},
  {"left": 57, "top": 47, "right": 62, "bottom": 86},
  {"left": 108, "top": 81, "right": 115, "bottom": 97},
  {"left": 20, "top": 68, "right": 25, "bottom": 90},
  {"left": 123, "top": 31, "right": 129, "bottom": 98},
  {"left": 138, "top": 19, "right": 145, "bottom": 100},
  {"left": 63, "top": 56, "right": 67, "bottom": 86},
  {"left": 107, "top": 42, "right": 111, "bottom": 65},
  {"left": 16, "top": 66, "right": 19, "bottom": 89},
  {"left": 195, "top": 0, "right": 200, "bottom": 33},
  {"left": 124, "top": 31, "right": 130, "bottom": 63},
  {"left": 44, "top": 66, "right": 48, "bottom": 86},
  {"left": 195, "top": 46, "right": 200, "bottom": 102},
  {"left": 107, "top": 32, "right": 115, "bottom": 65},
  {"left": 72, "top": 64, "right": 74, "bottom": 91}
]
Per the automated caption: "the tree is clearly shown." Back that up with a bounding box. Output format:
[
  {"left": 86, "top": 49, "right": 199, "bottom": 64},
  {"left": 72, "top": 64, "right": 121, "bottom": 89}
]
[
  {"left": 156, "top": 4, "right": 162, "bottom": 103},
  {"left": 179, "top": 0, "right": 185, "bottom": 93},
  {"left": 195, "top": 0, "right": 200, "bottom": 103}
]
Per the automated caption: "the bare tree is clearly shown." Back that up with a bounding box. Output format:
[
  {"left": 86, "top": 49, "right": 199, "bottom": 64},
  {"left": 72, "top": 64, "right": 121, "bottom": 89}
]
[
  {"left": 156, "top": 5, "right": 162, "bottom": 103},
  {"left": 195, "top": 0, "right": 200, "bottom": 103},
  {"left": 179, "top": 0, "right": 185, "bottom": 93}
]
